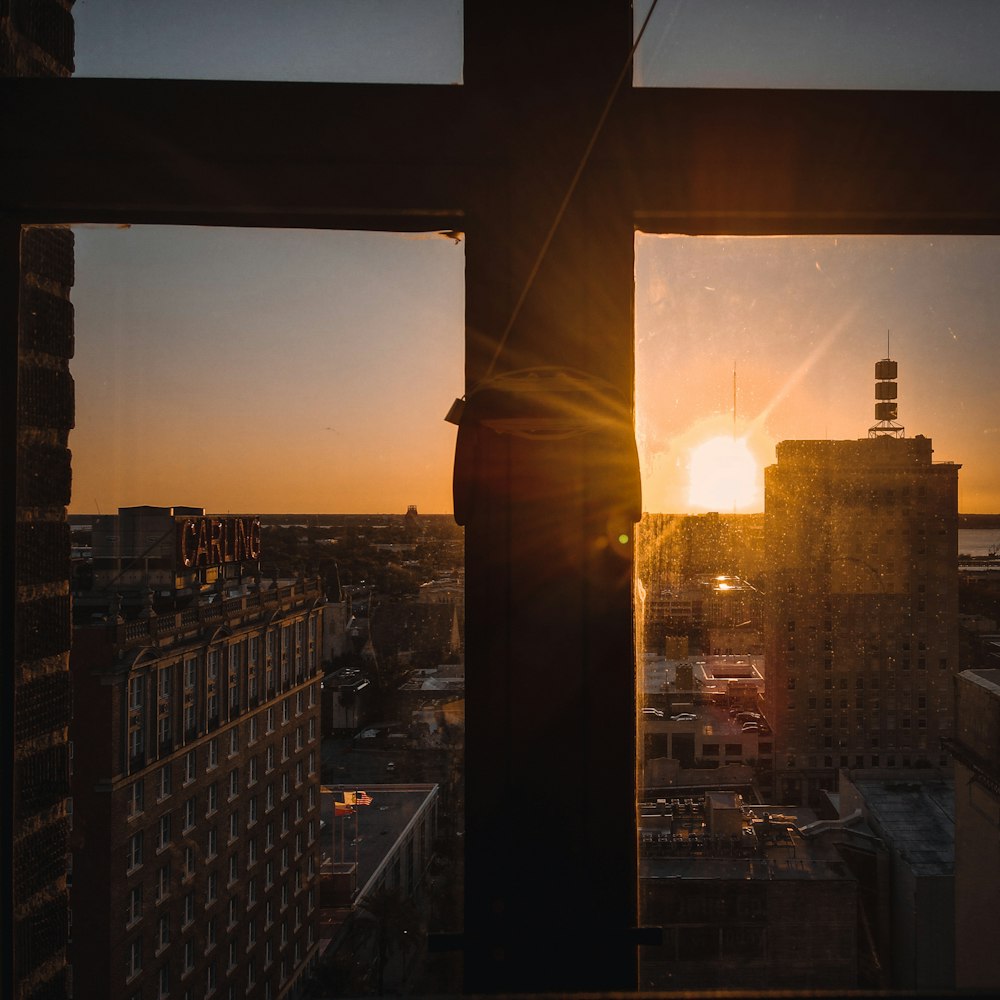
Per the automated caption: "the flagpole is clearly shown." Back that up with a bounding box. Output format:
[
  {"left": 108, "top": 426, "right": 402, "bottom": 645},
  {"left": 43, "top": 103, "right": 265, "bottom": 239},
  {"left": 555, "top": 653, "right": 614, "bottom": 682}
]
[{"left": 354, "top": 790, "right": 360, "bottom": 874}]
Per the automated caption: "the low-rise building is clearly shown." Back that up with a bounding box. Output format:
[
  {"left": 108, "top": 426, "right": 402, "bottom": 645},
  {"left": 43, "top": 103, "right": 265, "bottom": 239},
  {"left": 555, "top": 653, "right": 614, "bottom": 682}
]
[{"left": 640, "top": 791, "right": 858, "bottom": 990}]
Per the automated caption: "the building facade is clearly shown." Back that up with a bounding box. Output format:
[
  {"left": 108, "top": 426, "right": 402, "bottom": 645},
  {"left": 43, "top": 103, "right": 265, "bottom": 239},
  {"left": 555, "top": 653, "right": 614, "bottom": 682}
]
[
  {"left": 949, "top": 668, "right": 1000, "bottom": 989},
  {"left": 765, "top": 435, "right": 960, "bottom": 804},
  {"left": 70, "top": 509, "right": 326, "bottom": 1000}
]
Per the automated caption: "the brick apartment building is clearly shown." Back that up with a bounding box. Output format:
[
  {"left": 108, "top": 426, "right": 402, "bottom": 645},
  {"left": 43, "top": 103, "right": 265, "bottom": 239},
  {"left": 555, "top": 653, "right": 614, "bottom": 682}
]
[
  {"left": 70, "top": 508, "right": 326, "bottom": 1000},
  {"left": 765, "top": 426, "right": 960, "bottom": 805}
]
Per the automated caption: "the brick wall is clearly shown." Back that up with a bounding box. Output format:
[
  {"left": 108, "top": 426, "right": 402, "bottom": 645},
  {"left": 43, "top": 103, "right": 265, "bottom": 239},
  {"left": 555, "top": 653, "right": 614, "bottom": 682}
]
[{"left": 6, "top": 5, "right": 78, "bottom": 999}]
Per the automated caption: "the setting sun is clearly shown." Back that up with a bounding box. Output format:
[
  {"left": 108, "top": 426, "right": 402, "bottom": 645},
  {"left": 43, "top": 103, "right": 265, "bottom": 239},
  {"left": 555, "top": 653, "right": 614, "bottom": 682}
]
[{"left": 688, "top": 435, "right": 760, "bottom": 511}]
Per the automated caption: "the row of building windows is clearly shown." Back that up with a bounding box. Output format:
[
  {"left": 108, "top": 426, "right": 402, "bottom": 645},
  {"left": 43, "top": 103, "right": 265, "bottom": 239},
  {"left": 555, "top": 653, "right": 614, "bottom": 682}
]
[
  {"left": 127, "top": 678, "right": 319, "bottom": 779},
  {"left": 126, "top": 902, "right": 316, "bottom": 995},
  {"left": 782, "top": 753, "right": 952, "bottom": 771},
  {"left": 126, "top": 780, "right": 318, "bottom": 876},
  {"left": 127, "top": 618, "right": 320, "bottom": 753},
  {"left": 127, "top": 716, "right": 318, "bottom": 819}
]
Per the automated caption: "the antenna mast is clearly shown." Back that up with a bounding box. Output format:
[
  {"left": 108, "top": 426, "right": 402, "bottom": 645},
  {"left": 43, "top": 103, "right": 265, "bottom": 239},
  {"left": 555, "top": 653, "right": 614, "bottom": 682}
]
[
  {"left": 868, "top": 337, "right": 904, "bottom": 439},
  {"left": 733, "top": 364, "right": 737, "bottom": 437}
]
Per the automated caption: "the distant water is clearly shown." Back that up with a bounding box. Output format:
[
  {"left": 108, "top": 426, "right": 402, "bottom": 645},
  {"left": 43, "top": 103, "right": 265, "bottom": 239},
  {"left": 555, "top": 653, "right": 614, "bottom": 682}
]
[{"left": 959, "top": 529, "right": 1000, "bottom": 557}]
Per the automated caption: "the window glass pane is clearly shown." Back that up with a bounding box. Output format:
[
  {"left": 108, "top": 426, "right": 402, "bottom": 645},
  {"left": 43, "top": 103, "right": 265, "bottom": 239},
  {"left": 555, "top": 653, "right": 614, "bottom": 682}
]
[
  {"left": 635, "top": 0, "right": 1000, "bottom": 91},
  {"left": 74, "top": 0, "right": 463, "bottom": 84},
  {"left": 634, "top": 233, "right": 996, "bottom": 990},
  {"left": 63, "top": 224, "right": 465, "bottom": 995}
]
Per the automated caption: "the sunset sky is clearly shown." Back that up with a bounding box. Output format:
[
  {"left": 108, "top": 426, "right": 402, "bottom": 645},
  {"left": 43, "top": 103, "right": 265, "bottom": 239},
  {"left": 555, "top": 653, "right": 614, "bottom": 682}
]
[{"left": 67, "top": 2, "right": 1000, "bottom": 515}]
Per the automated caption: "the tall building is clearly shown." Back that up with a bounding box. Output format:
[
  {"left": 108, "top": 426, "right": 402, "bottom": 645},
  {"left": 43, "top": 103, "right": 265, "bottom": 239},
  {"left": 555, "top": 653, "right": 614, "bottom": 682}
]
[
  {"left": 70, "top": 507, "right": 326, "bottom": 1000},
  {"left": 7, "top": 7, "right": 77, "bottom": 999},
  {"left": 764, "top": 359, "right": 960, "bottom": 804}
]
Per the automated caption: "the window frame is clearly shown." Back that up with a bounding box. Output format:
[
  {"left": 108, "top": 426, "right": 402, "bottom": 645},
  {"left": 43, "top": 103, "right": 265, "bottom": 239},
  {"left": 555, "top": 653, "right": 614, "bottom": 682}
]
[{"left": 6, "top": 16, "right": 1000, "bottom": 992}]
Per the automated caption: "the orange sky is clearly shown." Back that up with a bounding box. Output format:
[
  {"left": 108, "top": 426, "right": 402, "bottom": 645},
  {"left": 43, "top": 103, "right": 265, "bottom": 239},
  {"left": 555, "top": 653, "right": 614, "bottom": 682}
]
[{"left": 69, "top": 228, "right": 1000, "bottom": 516}]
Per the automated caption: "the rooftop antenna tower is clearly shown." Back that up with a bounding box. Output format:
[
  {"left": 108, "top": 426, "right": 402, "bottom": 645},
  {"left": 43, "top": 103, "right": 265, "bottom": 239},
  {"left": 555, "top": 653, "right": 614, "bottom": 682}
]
[{"left": 868, "top": 331, "right": 904, "bottom": 438}]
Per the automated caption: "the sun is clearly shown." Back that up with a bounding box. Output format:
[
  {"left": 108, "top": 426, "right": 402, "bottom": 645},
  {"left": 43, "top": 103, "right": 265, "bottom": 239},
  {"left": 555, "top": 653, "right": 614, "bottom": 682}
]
[{"left": 687, "top": 435, "right": 760, "bottom": 510}]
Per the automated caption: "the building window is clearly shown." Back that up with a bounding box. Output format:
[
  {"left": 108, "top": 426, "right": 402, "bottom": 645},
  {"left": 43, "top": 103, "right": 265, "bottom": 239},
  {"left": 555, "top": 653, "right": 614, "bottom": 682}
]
[
  {"left": 129, "top": 674, "right": 145, "bottom": 711},
  {"left": 126, "top": 884, "right": 143, "bottom": 927},
  {"left": 282, "top": 698, "right": 290, "bottom": 724},
  {"left": 208, "top": 738, "right": 219, "bottom": 769},
  {"left": 183, "top": 796, "right": 196, "bottom": 831},
  {"left": 229, "top": 727, "right": 239, "bottom": 757},
  {"left": 158, "top": 813, "right": 171, "bottom": 851},
  {"left": 249, "top": 756, "right": 258, "bottom": 785},
  {"left": 248, "top": 796, "right": 258, "bottom": 826},
  {"left": 207, "top": 915, "right": 217, "bottom": 950},
  {"left": 229, "top": 853, "right": 239, "bottom": 885},
  {"left": 157, "top": 913, "right": 170, "bottom": 952},
  {"left": 248, "top": 877, "right": 258, "bottom": 907},
  {"left": 158, "top": 764, "right": 172, "bottom": 800},
  {"left": 207, "top": 872, "right": 218, "bottom": 903},
  {"left": 266, "top": 785, "right": 275, "bottom": 813},
  {"left": 206, "top": 960, "right": 217, "bottom": 995},
  {"left": 125, "top": 936, "right": 142, "bottom": 981},
  {"left": 184, "top": 846, "right": 195, "bottom": 879},
  {"left": 183, "top": 892, "right": 195, "bottom": 928},
  {"left": 128, "top": 779, "right": 144, "bottom": 817},
  {"left": 230, "top": 810, "right": 240, "bottom": 841},
  {"left": 229, "top": 768, "right": 239, "bottom": 800},
  {"left": 156, "top": 862, "right": 170, "bottom": 901},
  {"left": 265, "top": 746, "right": 275, "bottom": 772},
  {"left": 249, "top": 715, "right": 259, "bottom": 743},
  {"left": 127, "top": 831, "right": 143, "bottom": 872},
  {"left": 228, "top": 896, "right": 239, "bottom": 929},
  {"left": 208, "top": 649, "right": 219, "bottom": 681},
  {"left": 266, "top": 707, "right": 275, "bottom": 733},
  {"left": 184, "top": 749, "right": 196, "bottom": 783},
  {"left": 208, "top": 825, "right": 218, "bottom": 859}
]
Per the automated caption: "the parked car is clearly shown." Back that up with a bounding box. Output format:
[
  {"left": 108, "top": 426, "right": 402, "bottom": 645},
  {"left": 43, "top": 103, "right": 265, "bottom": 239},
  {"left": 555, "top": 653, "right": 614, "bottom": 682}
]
[
  {"left": 670, "top": 713, "right": 696, "bottom": 722},
  {"left": 641, "top": 707, "right": 664, "bottom": 718}
]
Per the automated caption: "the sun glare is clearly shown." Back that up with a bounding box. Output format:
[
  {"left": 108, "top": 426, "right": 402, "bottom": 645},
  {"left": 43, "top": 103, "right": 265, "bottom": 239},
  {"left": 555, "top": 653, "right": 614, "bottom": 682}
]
[{"left": 687, "top": 435, "right": 760, "bottom": 511}]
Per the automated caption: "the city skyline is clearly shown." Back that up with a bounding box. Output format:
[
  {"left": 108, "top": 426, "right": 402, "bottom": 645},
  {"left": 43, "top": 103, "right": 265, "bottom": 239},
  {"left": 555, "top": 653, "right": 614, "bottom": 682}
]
[{"left": 70, "top": 228, "right": 1000, "bottom": 516}]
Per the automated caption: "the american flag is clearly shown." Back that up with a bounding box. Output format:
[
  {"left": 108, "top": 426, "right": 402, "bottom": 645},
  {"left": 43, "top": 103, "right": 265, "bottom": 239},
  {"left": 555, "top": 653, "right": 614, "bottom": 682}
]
[{"left": 356, "top": 790, "right": 373, "bottom": 806}]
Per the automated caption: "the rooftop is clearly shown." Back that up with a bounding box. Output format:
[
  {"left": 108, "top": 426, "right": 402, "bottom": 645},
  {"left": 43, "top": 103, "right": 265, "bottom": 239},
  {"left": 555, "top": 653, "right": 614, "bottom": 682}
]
[{"left": 848, "top": 773, "right": 954, "bottom": 876}]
